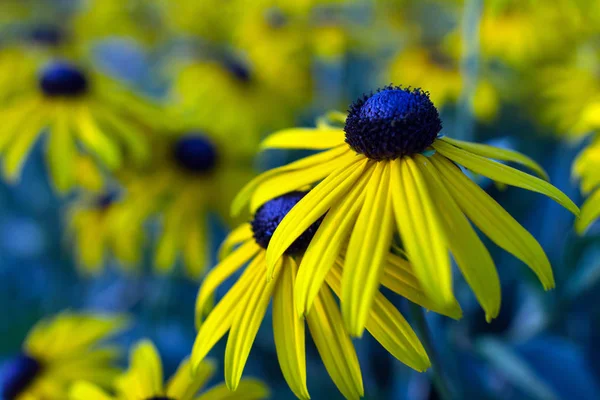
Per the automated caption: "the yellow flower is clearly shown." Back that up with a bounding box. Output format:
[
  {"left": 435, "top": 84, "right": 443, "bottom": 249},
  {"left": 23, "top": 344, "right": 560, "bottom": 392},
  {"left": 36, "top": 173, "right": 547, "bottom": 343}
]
[
  {"left": 574, "top": 137, "right": 600, "bottom": 233},
  {"left": 1, "top": 313, "right": 126, "bottom": 400},
  {"left": 111, "top": 126, "right": 255, "bottom": 279},
  {"left": 70, "top": 339, "right": 269, "bottom": 400},
  {"left": 0, "top": 59, "right": 158, "bottom": 192},
  {"left": 67, "top": 190, "right": 143, "bottom": 276},
  {"left": 192, "top": 192, "right": 434, "bottom": 399},
  {"left": 234, "top": 86, "right": 579, "bottom": 337}
]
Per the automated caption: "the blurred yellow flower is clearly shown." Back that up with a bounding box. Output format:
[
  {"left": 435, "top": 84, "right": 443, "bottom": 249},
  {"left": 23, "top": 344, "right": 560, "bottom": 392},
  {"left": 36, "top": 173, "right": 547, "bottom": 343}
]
[
  {"left": 70, "top": 339, "right": 269, "bottom": 400},
  {"left": 1, "top": 313, "right": 126, "bottom": 400},
  {"left": 574, "top": 137, "right": 600, "bottom": 233}
]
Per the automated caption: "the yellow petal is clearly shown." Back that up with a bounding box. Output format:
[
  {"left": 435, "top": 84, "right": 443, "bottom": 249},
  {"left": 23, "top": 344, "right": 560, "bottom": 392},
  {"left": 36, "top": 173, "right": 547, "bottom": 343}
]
[
  {"left": 0, "top": 97, "right": 41, "bottom": 154},
  {"left": 218, "top": 224, "right": 254, "bottom": 260},
  {"left": 576, "top": 189, "right": 600, "bottom": 234},
  {"left": 306, "top": 285, "right": 364, "bottom": 400},
  {"left": 379, "top": 255, "right": 462, "bottom": 319},
  {"left": 273, "top": 258, "right": 309, "bottom": 399},
  {"left": 231, "top": 146, "right": 350, "bottom": 217},
  {"left": 195, "top": 240, "right": 261, "bottom": 326},
  {"left": 416, "top": 154, "right": 501, "bottom": 321},
  {"left": 295, "top": 164, "right": 373, "bottom": 317},
  {"left": 224, "top": 258, "right": 283, "bottom": 390},
  {"left": 328, "top": 264, "right": 430, "bottom": 372},
  {"left": 265, "top": 157, "right": 368, "bottom": 279},
  {"left": 47, "top": 107, "right": 76, "bottom": 192},
  {"left": 75, "top": 105, "right": 122, "bottom": 170},
  {"left": 434, "top": 140, "right": 579, "bottom": 216},
  {"left": 260, "top": 128, "right": 345, "bottom": 150},
  {"left": 69, "top": 381, "right": 113, "bottom": 400},
  {"left": 342, "top": 162, "right": 394, "bottom": 337},
  {"left": 195, "top": 379, "right": 270, "bottom": 400},
  {"left": 191, "top": 258, "right": 263, "bottom": 370},
  {"left": 127, "top": 340, "right": 164, "bottom": 397},
  {"left": 431, "top": 155, "right": 555, "bottom": 289},
  {"left": 390, "top": 157, "right": 455, "bottom": 309},
  {"left": 249, "top": 150, "right": 356, "bottom": 213},
  {"left": 440, "top": 137, "right": 549, "bottom": 180},
  {"left": 3, "top": 110, "right": 46, "bottom": 181},
  {"left": 166, "top": 358, "right": 215, "bottom": 400},
  {"left": 183, "top": 217, "right": 209, "bottom": 280}
]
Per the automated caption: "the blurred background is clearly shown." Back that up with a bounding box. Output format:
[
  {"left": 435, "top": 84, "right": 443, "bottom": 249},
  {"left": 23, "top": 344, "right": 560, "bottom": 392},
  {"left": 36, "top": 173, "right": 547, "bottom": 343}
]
[{"left": 0, "top": 0, "right": 599, "bottom": 399}]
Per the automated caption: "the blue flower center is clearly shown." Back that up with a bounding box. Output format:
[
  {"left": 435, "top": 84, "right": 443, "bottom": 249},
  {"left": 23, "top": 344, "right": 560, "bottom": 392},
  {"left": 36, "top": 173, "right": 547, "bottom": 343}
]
[
  {"left": 28, "top": 25, "right": 64, "bottom": 46},
  {"left": 173, "top": 134, "right": 218, "bottom": 174},
  {"left": 221, "top": 56, "right": 251, "bottom": 83},
  {"left": 344, "top": 86, "right": 442, "bottom": 160},
  {"left": 145, "top": 397, "right": 176, "bottom": 400},
  {"left": 1, "top": 353, "right": 43, "bottom": 400},
  {"left": 251, "top": 192, "right": 323, "bottom": 256},
  {"left": 95, "top": 191, "right": 119, "bottom": 209},
  {"left": 39, "top": 62, "right": 88, "bottom": 97}
]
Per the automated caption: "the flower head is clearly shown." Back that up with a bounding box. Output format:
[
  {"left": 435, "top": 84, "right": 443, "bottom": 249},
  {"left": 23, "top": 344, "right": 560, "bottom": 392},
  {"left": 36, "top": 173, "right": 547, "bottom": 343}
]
[
  {"left": 193, "top": 192, "right": 433, "bottom": 399},
  {"left": 70, "top": 339, "right": 269, "bottom": 400},
  {"left": 1, "top": 313, "right": 126, "bottom": 400},
  {"left": 39, "top": 61, "right": 89, "bottom": 97},
  {"left": 345, "top": 86, "right": 442, "bottom": 160},
  {"left": 234, "top": 88, "right": 579, "bottom": 338},
  {"left": 173, "top": 134, "right": 219, "bottom": 174}
]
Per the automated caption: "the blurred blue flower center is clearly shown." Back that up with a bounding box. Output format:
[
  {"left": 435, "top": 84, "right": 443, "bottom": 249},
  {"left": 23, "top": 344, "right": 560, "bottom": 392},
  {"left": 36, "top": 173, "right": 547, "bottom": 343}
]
[
  {"left": 344, "top": 86, "right": 442, "bottom": 160},
  {"left": 221, "top": 56, "right": 251, "bottom": 83},
  {"left": 1, "top": 353, "right": 42, "bottom": 400},
  {"left": 39, "top": 62, "right": 88, "bottom": 97},
  {"left": 28, "top": 25, "right": 64, "bottom": 46},
  {"left": 173, "top": 134, "right": 218, "bottom": 174},
  {"left": 145, "top": 397, "right": 176, "bottom": 400},
  {"left": 251, "top": 191, "right": 323, "bottom": 255}
]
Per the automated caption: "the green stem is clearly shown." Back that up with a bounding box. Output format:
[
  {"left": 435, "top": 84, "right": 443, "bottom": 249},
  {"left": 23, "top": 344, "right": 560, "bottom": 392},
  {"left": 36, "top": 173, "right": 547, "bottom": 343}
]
[{"left": 409, "top": 303, "right": 454, "bottom": 400}]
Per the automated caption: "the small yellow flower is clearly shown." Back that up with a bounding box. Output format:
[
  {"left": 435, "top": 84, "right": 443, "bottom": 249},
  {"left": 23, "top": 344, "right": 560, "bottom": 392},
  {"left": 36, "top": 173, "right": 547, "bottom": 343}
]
[
  {"left": 1, "top": 313, "right": 126, "bottom": 400},
  {"left": 70, "top": 339, "right": 269, "bottom": 400},
  {"left": 0, "top": 59, "right": 158, "bottom": 192},
  {"left": 192, "top": 192, "right": 433, "bottom": 399},
  {"left": 234, "top": 87, "right": 578, "bottom": 337}
]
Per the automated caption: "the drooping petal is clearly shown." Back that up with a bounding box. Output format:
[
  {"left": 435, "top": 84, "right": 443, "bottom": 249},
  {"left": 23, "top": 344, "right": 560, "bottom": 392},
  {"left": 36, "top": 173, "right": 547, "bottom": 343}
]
[
  {"left": 440, "top": 137, "right": 549, "bottom": 180},
  {"left": 327, "top": 264, "right": 430, "bottom": 372},
  {"left": 75, "top": 104, "right": 122, "bottom": 170},
  {"left": 3, "top": 109, "right": 46, "bottom": 181},
  {"left": 231, "top": 146, "right": 350, "bottom": 216},
  {"left": 191, "top": 257, "right": 263, "bottom": 370},
  {"left": 306, "top": 285, "right": 364, "bottom": 400},
  {"left": 195, "top": 379, "right": 270, "bottom": 400},
  {"left": 183, "top": 216, "right": 210, "bottom": 279},
  {"left": 47, "top": 107, "right": 75, "bottom": 192},
  {"left": 260, "top": 128, "right": 345, "bottom": 150},
  {"left": 224, "top": 258, "right": 283, "bottom": 390},
  {"left": 390, "top": 157, "right": 455, "bottom": 309},
  {"left": 434, "top": 140, "right": 579, "bottom": 216},
  {"left": 166, "top": 358, "right": 215, "bottom": 400},
  {"left": 378, "top": 255, "right": 462, "bottom": 319},
  {"left": 342, "top": 161, "right": 394, "bottom": 337},
  {"left": 576, "top": 190, "right": 600, "bottom": 234},
  {"left": 431, "top": 155, "right": 555, "bottom": 289},
  {"left": 126, "top": 340, "right": 164, "bottom": 397},
  {"left": 265, "top": 157, "right": 369, "bottom": 279},
  {"left": 218, "top": 224, "right": 254, "bottom": 260},
  {"left": 250, "top": 150, "right": 357, "bottom": 213},
  {"left": 196, "top": 240, "right": 261, "bottom": 324},
  {"left": 272, "top": 258, "right": 309, "bottom": 399},
  {"left": 295, "top": 163, "right": 373, "bottom": 317},
  {"left": 416, "top": 154, "right": 501, "bottom": 321}
]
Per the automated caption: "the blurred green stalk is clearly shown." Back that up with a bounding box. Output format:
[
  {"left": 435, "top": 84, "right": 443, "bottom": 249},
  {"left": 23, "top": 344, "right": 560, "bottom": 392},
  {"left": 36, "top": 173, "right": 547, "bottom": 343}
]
[{"left": 456, "top": 0, "right": 483, "bottom": 141}]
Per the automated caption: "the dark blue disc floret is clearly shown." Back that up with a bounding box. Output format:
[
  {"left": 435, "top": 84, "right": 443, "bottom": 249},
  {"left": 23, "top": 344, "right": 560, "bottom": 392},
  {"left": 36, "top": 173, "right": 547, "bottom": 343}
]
[
  {"left": 344, "top": 86, "right": 442, "bottom": 160},
  {"left": 173, "top": 134, "right": 218, "bottom": 174},
  {"left": 221, "top": 56, "right": 251, "bottom": 83},
  {"left": 1, "top": 353, "right": 43, "bottom": 400},
  {"left": 145, "top": 397, "right": 176, "bottom": 400},
  {"left": 251, "top": 192, "right": 323, "bottom": 256},
  {"left": 28, "top": 25, "right": 64, "bottom": 46},
  {"left": 39, "top": 61, "right": 88, "bottom": 97}
]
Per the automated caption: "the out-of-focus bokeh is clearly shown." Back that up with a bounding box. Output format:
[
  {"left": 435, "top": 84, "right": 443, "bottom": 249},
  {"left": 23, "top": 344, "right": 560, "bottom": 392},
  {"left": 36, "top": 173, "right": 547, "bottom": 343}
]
[{"left": 0, "top": 0, "right": 599, "bottom": 399}]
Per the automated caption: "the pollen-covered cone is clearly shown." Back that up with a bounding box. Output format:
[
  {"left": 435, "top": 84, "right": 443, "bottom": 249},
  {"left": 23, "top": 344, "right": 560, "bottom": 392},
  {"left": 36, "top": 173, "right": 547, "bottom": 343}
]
[
  {"left": 233, "top": 86, "right": 579, "bottom": 338},
  {"left": 1, "top": 312, "right": 126, "bottom": 400},
  {"left": 69, "top": 339, "right": 269, "bottom": 400}
]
